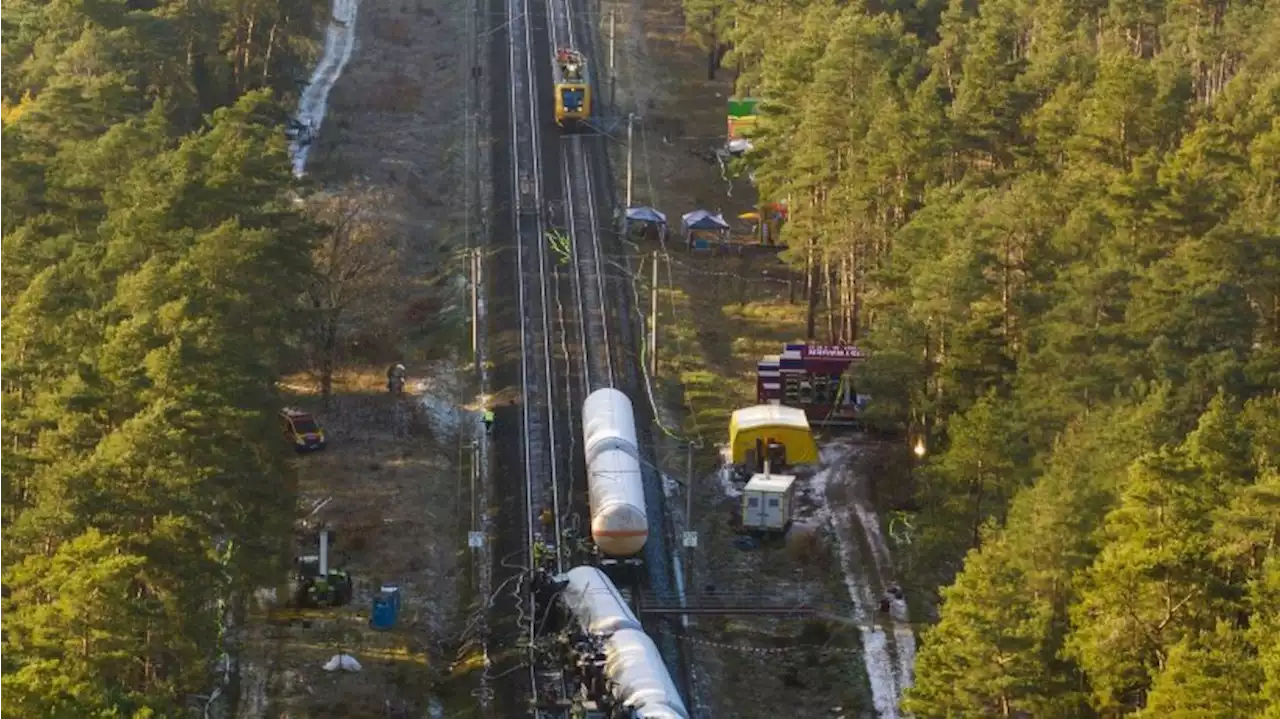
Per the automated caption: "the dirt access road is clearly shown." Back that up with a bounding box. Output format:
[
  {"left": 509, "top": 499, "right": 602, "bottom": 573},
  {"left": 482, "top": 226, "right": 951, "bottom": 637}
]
[{"left": 233, "top": 0, "right": 492, "bottom": 714}]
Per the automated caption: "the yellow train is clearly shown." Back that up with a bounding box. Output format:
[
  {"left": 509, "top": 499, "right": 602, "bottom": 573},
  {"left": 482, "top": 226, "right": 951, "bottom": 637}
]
[{"left": 554, "top": 47, "right": 591, "bottom": 128}]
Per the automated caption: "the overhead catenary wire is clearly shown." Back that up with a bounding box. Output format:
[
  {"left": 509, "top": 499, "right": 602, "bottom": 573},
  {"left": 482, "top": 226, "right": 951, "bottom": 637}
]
[{"left": 602, "top": 4, "right": 701, "bottom": 449}]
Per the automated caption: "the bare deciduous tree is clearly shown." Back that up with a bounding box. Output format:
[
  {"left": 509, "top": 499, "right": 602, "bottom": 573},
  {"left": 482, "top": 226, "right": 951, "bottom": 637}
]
[{"left": 305, "top": 187, "right": 402, "bottom": 406}]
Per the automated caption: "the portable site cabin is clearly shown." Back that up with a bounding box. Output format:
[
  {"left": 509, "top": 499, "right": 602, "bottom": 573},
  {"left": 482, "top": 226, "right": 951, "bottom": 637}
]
[
  {"left": 740, "top": 474, "right": 798, "bottom": 532},
  {"left": 728, "top": 404, "right": 819, "bottom": 475}
]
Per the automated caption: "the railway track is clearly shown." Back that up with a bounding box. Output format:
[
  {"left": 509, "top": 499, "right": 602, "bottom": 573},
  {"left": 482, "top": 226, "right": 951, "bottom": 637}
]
[
  {"left": 561, "top": 137, "right": 616, "bottom": 392},
  {"left": 544, "top": 0, "right": 697, "bottom": 712},
  {"left": 500, "top": 0, "right": 570, "bottom": 708},
  {"left": 544, "top": 0, "right": 614, "bottom": 562},
  {"left": 493, "top": 0, "right": 691, "bottom": 711}
]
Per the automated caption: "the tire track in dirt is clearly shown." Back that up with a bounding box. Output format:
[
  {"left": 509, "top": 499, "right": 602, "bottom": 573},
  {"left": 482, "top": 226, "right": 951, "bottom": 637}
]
[
  {"left": 812, "top": 440, "right": 915, "bottom": 718},
  {"left": 290, "top": 0, "right": 360, "bottom": 177}
]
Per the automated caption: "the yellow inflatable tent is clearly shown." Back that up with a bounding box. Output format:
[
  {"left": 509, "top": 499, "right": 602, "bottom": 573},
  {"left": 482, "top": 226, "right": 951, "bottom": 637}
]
[{"left": 728, "top": 405, "right": 819, "bottom": 467}]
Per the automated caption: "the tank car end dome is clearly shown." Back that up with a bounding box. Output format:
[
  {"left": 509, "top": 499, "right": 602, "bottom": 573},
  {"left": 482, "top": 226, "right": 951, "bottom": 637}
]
[{"left": 592, "top": 502, "right": 648, "bottom": 556}]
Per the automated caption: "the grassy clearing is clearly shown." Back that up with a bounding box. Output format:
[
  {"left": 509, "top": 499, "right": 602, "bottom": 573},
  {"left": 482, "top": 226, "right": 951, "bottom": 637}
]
[{"left": 654, "top": 261, "right": 808, "bottom": 456}]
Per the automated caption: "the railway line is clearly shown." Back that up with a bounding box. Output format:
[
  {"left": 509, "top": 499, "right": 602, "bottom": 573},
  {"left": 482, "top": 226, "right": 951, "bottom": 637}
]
[
  {"left": 546, "top": 1, "right": 696, "bottom": 702},
  {"left": 546, "top": 0, "right": 695, "bottom": 712},
  {"left": 499, "top": 0, "right": 600, "bottom": 709},
  {"left": 489, "top": 0, "right": 569, "bottom": 709},
  {"left": 490, "top": 0, "right": 691, "bottom": 710},
  {"left": 561, "top": 138, "right": 616, "bottom": 391}
]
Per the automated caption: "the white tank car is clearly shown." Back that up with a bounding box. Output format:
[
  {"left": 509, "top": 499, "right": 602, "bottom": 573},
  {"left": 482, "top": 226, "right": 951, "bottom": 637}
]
[
  {"left": 583, "top": 387, "right": 639, "bottom": 461},
  {"left": 604, "top": 629, "right": 691, "bottom": 719},
  {"left": 556, "top": 567, "right": 690, "bottom": 719},
  {"left": 560, "top": 566, "right": 643, "bottom": 636},
  {"left": 582, "top": 389, "right": 649, "bottom": 556}
]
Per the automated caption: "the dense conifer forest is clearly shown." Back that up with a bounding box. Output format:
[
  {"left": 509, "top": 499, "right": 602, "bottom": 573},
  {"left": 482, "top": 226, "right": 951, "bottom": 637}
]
[
  {"left": 4, "top": 0, "right": 1279, "bottom": 712},
  {"left": 683, "top": 0, "right": 1280, "bottom": 713},
  {"left": 2, "top": 0, "right": 324, "bottom": 713}
]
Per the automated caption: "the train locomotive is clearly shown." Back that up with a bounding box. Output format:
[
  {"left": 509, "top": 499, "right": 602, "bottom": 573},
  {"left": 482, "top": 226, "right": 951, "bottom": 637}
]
[
  {"left": 547, "top": 566, "right": 690, "bottom": 718},
  {"left": 582, "top": 389, "right": 648, "bottom": 567},
  {"left": 553, "top": 47, "right": 592, "bottom": 129}
]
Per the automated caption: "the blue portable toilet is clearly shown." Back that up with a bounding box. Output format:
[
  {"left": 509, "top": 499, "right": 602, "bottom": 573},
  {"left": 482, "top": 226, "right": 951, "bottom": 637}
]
[
  {"left": 370, "top": 587, "right": 399, "bottom": 631},
  {"left": 381, "top": 584, "right": 401, "bottom": 615}
]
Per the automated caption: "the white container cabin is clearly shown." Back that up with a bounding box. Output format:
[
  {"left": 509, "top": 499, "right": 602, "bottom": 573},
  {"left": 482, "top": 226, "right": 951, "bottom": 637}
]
[{"left": 740, "top": 473, "right": 798, "bottom": 532}]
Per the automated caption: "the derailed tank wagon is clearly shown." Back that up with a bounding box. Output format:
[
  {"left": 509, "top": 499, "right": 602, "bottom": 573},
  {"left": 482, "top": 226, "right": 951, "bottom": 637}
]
[
  {"left": 553, "top": 567, "right": 690, "bottom": 719},
  {"left": 582, "top": 389, "right": 648, "bottom": 563}
]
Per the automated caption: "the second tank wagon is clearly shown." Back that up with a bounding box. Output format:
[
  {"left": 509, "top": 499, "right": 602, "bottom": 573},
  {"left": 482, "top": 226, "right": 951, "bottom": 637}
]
[{"left": 582, "top": 389, "right": 649, "bottom": 558}]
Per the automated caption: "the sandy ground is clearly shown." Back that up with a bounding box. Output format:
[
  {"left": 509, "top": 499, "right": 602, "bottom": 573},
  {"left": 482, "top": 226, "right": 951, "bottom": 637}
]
[
  {"left": 308, "top": 0, "right": 475, "bottom": 279},
  {"left": 238, "top": 368, "right": 471, "bottom": 718},
  {"left": 234, "top": 0, "right": 485, "bottom": 713}
]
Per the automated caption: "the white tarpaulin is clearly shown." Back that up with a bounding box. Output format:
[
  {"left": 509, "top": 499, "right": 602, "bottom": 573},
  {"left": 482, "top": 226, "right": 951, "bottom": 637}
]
[{"left": 323, "top": 653, "right": 362, "bottom": 672}]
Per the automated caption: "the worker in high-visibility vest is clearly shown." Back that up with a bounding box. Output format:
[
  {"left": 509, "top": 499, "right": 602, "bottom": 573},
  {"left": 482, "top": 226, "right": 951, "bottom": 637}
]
[{"left": 482, "top": 409, "right": 494, "bottom": 435}]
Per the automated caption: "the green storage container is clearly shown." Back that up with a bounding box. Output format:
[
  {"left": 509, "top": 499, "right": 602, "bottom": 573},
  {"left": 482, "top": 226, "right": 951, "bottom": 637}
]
[{"left": 727, "top": 97, "right": 760, "bottom": 118}]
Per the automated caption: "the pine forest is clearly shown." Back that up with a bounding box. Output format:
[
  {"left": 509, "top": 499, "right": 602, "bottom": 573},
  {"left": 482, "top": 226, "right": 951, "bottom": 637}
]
[
  {"left": 3, "top": 0, "right": 1280, "bottom": 713},
  {"left": 683, "top": 0, "right": 1280, "bottom": 713},
  {"left": 3, "top": 0, "right": 325, "bottom": 713}
]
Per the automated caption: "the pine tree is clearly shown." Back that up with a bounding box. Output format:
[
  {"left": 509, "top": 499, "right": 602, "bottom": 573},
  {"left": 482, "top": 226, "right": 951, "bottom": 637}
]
[
  {"left": 1139, "top": 621, "right": 1266, "bottom": 718},
  {"left": 905, "top": 537, "right": 1057, "bottom": 717},
  {"left": 1068, "top": 447, "right": 1228, "bottom": 712}
]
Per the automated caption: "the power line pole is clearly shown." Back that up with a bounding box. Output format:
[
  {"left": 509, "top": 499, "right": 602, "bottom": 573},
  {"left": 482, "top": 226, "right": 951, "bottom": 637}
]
[
  {"left": 609, "top": 10, "right": 616, "bottom": 108},
  {"left": 471, "top": 248, "right": 480, "bottom": 371},
  {"left": 685, "top": 441, "right": 694, "bottom": 589},
  {"left": 649, "top": 251, "right": 658, "bottom": 377},
  {"left": 685, "top": 442, "right": 694, "bottom": 532},
  {"left": 471, "top": 441, "right": 479, "bottom": 533},
  {"left": 626, "top": 113, "right": 635, "bottom": 208}
]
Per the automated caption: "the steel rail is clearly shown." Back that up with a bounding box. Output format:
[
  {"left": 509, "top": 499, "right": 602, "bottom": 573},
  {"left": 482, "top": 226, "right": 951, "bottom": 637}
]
[
  {"left": 548, "top": 0, "right": 615, "bottom": 392},
  {"left": 508, "top": 0, "right": 556, "bottom": 696}
]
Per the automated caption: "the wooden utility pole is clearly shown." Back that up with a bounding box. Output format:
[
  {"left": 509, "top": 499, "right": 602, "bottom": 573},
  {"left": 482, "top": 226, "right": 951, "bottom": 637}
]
[
  {"left": 626, "top": 113, "right": 635, "bottom": 207},
  {"left": 649, "top": 251, "right": 658, "bottom": 376}
]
